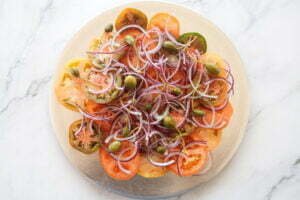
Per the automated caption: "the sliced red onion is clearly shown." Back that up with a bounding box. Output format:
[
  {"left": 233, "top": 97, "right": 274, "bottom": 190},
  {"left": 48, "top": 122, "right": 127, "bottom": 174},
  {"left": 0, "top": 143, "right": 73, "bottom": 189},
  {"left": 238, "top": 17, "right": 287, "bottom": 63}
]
[
  {"left": 196, "top": 152, "right": 212, "bottom": 175},
  {"left": 110, "top": 142, "right": 138, "bottom": 162},
  {"left": 86, "top": 45, "right": 128, "bottom": 55},
  {"left": 78, "top": 107, "right": 110, "bottom": 121},
  {"left": 86, "top": 73, "right": 114, "bottom": 94},
  {"left": 74, "top": 117, "right": 85, "bottom": 137},
  {"left": 117, "top": 159, "right": 131, "bottom": 175}
]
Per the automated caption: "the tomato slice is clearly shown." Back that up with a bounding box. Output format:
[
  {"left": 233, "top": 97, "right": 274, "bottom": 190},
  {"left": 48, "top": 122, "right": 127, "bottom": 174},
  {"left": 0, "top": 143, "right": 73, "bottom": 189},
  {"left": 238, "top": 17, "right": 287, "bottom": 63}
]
[
  {"left": 202, "top": 103, "right": 233, "bottom": 129},
  {"left": 167, "top": 143, "right": 208, "bottom": 176},
  {"left": 116, "top": 28, "right": 142, "bottom": 43},
  {"left": 84, "top": 100, "right": 114, "bottom": 134},
  {"left": 99, "top": 142, "right": 140, "bottom": 180},
  {"left": 69, "top": 119, "right": 101, "bottom": 154},
  {"left": 200, "top": 53, "right": 228, "bottom": 78},
  {"left": 148, "top": 13, "right": 180, "bottom": 38},
  {"left": 178, "top": 32, "right": 207, "bottom": 54},
  {"left": 55, "top": 58, "right": 92, "bottom": 111},
  {"left": 190, "top": 128, "right": 222, "bottom": 151},
  {"left": 138, "top": 155, "right": 166, "bottom": 178},
  {"left": 115, "top": 8, "right": 148, "bottom": 30},
  {"left": 204, "top": 78, "right": 229, "bottom": 107}
]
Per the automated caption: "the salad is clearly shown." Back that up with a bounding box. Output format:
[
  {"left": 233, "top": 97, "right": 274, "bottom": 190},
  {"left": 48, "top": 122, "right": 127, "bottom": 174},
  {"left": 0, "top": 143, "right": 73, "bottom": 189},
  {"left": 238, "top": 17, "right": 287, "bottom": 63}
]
[{"left": 55, "top": 8, "right": 234, "bottom": 180}]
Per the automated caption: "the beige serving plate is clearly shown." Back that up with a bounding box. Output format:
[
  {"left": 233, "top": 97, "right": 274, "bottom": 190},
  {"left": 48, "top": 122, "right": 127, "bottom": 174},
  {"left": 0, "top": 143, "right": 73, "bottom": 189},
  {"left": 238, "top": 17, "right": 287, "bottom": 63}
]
[{"left": 49, "top": 1, "right": 249, "bottom": 198}]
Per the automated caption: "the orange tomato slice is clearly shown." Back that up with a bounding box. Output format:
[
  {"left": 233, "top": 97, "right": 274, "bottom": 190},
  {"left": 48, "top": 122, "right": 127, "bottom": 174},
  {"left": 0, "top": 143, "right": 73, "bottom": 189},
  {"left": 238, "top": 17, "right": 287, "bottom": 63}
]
[
  {"left": 148, "top": 13, "right": 180, "bottom": 38},
  {"left": 167, "top": 143, "right": 208, "bottom": 176},
  {"left": 138, "top": 155, "right": 166, "bottom": 178},
  {"left": 99, "top": 143, "right": 140, "bottom": 180},
  {"left": 190, "top": 128, "right": 222, "bottom": 151}
]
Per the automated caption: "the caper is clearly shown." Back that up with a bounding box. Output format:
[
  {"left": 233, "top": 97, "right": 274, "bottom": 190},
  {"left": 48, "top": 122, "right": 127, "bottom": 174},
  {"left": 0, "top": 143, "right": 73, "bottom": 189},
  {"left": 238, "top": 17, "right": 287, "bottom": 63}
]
[
  {"left": 162, "top": 41, "right": 177, "bottom": 52},
  {"left": 144, "top": 103, "right": 152, "bottom": 111},
  {"left": 92, "top": 58, "right": 104, "bottom": 69},
  {"left": 122, "top": 126, "right": 130, "bottom": 137},
  {"left": 108, "top": 141, "right": 121, "bottom": 152},
  {"left": 205, "top": 63, "right": 220, "bottom": 75},
  {"left": 156, "top": 146, "right": 166, "bottom": 154},
  {"left": 124, "top": 35, "right": 135, "bottom": 45},
  {"left": 163, "top": 115, "right": 176, "bottom": 128},
  {"left": 104, "top": 23, "right": 113, "bottom": 32},
  {"left": 124, "top": 75, "right": 137, "bottom": 89},
  {"left": 192, "top": 109, "right": 205, "bottom": 117},
  {"left": 70, "top": 68, "right": 79, "bottom": 77},
  {"left": 167, "top": 55, "right": 179, "bottom": 66},
  {"left": 171, "top": 87, "right": 182, "bottom": 96}
]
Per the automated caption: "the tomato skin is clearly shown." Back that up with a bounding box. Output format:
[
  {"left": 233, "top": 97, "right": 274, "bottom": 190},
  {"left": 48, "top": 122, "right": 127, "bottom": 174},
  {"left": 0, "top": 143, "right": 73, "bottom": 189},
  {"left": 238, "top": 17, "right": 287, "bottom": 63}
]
[
  {"left": 167, "top": 144, "right": 208, "bottom": 176},
  {"left": 99, "top": 148, "right": 140, "bottom": 180}
]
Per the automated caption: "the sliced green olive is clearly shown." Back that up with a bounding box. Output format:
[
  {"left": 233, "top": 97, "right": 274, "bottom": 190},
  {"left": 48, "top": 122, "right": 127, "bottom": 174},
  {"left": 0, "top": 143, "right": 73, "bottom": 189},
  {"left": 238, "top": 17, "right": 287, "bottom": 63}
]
[
  {"left": 162, "top": 41, "right": 177, "bottom": 52},
  {"left": 115, "top": 8, "right": 148, "bottom": 30},
  {"left": 69, "top": 120, "right": 101, "bottom": 154},
  {"left": 104, "top": 23, "right": 113, "bottom": 32},
  {"left": 124, "top": 75, "right": 137, "bottom": 89},
  {"left": 156, "top": 146, "right": 166, "bottom": 154},
  {"left": 108, "top": 141, "right": 121, "bottom": 152},
  {"left": 178, "top": 32, "right": 207, "bottom": 53},
  {"left": 171, "top": 87, "right": 182, "bottom": 96},
  {"left": 192, "top": 109, "right": 206, "bottom": 117},
  {"left": 124, "top": 35, "right": 135, "bottom": 45},
  {"left": 163, "top": 115, "right": 176, "bottom": 128},
  {"left": 205, "top": 63, "right": 220, "bottom": 75}
]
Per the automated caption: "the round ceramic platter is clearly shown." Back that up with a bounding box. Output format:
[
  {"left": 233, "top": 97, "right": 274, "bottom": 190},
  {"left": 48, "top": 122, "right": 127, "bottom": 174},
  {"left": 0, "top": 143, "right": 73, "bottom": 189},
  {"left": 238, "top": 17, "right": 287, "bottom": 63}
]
[{"left": 49, "top": 1, "right": 250, "bottom": 199}]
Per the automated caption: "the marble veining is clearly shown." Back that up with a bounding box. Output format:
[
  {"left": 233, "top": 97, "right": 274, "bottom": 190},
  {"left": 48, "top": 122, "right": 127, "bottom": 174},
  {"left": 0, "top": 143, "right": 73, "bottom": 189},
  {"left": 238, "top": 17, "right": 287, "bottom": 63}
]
[{"left": 0, "top": 0, "right": 299, "bottom": 200}]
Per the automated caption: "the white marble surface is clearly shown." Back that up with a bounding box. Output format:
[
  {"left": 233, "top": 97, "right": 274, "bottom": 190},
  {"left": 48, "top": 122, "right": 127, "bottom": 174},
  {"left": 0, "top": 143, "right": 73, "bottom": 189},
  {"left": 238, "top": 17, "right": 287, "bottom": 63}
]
[{"left": 0, "top": 0, "right": 299, "bottom": 199}]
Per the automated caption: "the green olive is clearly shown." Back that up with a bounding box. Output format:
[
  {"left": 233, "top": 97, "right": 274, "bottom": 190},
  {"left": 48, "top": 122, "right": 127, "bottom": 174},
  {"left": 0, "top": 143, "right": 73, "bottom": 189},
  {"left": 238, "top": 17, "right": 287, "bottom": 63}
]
[
  {"left": 156, "top": 146, "right": 166, "bottom": 154},
  {"left": 87, "top": 74, "right": 122, "bottom": 104},
  {"left": 192, "top": 109, "right": 205, "bottom": 117},
  {"left": 122, "top": 126, "right": 130, "bottom": 137},
  {"left": 163, "top": 115, "right": 176, "bottom": 128},
  {"left": 104, "top": 23, "right": 113, "bottom": 32},
  {"left": 69, "top": 68, "right": 79, "bottom": 77},
  {"left": 205, "top": 63, "right": 220, "bottom": 75},
  {"left": 124, "top": 35, "right": 135, "bottom": 45},
  {"left": 162, "top": 41, "right": 177, "bottom": 52},
  {"left": 171, "top": 87, "right": 182, "bottom": 96},
  {"left": 124, "top": 75, "right": 137, "bottom": 89},
  {"left": 108, "top": 141, "right": 121, "bottom": 152},
  {"left": 178, "top": 32, "right": 207, "bottom": 53}
]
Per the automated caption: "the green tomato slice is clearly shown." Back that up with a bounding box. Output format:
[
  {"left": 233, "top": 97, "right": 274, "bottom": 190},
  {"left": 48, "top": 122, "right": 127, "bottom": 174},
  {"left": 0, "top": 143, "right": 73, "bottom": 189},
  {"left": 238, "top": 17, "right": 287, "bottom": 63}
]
[
  {"left": 86, "top": 74, "right": 122, "bottom": 104},
  {"left": 178, "top": 32, "right": 207, "bottom": 54},
  {"left": 69, "top": 119, "right": 101, "bottom": 154}
]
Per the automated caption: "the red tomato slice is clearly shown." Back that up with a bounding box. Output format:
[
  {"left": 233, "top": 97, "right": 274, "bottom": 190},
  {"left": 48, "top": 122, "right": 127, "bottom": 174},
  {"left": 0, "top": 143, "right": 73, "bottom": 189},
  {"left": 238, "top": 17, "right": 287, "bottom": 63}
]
[
  {"left": 167, "top": 143, "right": 208, "bottom": 176},
  {"left": 99, "top": 143, "right": 140, "bottom": 180},
  {"left": 202, "top": 103, "right": 233, "bottom": 129}
]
